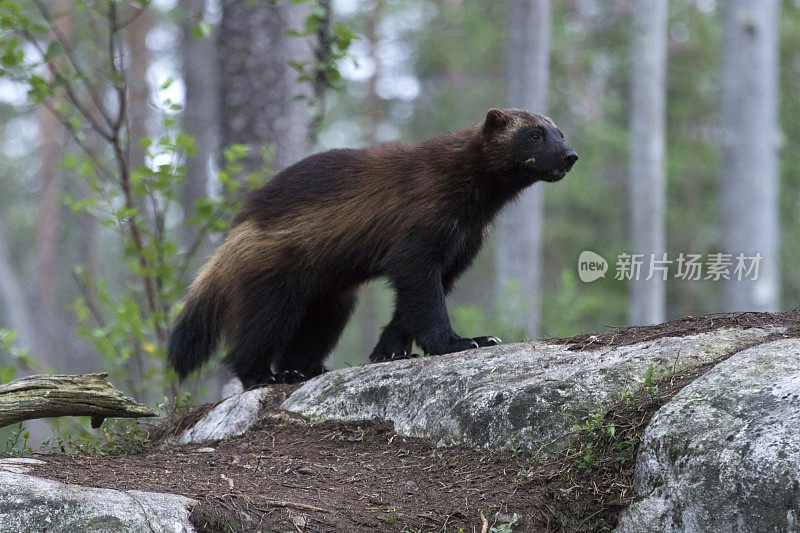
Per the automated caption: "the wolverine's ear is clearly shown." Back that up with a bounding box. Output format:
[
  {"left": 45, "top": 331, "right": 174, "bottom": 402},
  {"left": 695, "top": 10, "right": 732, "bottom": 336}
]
[{"left": 482, "top": 108, "right": 512, "bottom": 137}]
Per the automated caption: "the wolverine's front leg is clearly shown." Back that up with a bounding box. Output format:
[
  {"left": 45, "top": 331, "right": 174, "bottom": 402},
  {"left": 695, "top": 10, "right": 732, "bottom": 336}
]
[
  {"left": 369, "top": 313, "right": 414, "bottom": 362},
  {"left": 390, "top": 266, "right": 480, "bottom": 356}
]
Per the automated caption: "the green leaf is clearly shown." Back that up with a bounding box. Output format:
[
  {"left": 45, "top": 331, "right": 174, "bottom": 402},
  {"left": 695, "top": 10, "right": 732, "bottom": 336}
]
[
  {"left": 0, "top": 50, "right": 21, "bottom": 68},
  {"left": 0, "top": 1, "right": 21, "bottom": 15},
  {"left": 60, "top": 154, "right": 79, "bottom": 170},
  {"left": 303, "top": 14, "right": 320, "bottom": 34},
  {"left": 333, "top": 23, "right": 355, "bottom": 49},
  {"left": 44, "top": 41, "right": 64, "bottom": 61},
  {"left": 288, "top": 60, "right": 308, "bottom": 74},
  {"left": 0, "top": 366, "right": 15, "bottom": 383},
  {"left": 175, "top": 132, "right": 196, "bottom": 157},
  {"left": 191, "top": 21, "right": 212, "bottom": 39},
  {"left": 114, "top": 206, "right": 137, "bottom": 220},
  {"left": 327, "top": 67, "right": 341, "bottom": 82}
]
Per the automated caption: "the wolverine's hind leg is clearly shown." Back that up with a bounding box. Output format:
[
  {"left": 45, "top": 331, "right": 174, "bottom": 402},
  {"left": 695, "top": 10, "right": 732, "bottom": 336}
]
[
  {"left": 271, "top": 290, "right": 357, "bottom": 382},
  {"left": 223, "top": 274, "right": 306, "bottom": 389}
]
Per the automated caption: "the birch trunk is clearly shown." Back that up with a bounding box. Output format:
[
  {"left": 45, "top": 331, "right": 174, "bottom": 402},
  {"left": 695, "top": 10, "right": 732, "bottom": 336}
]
[
  {"left": 720, "top": 0, "right": 781, "bottom": 312},
  {"left": 178, "top": 0, "right": 216, "bottom": 253},
  {"left": 496, "top": 0, "right": 551, "bottom": 338},
  {"left": 628, "top": 0, "right": 667, "bottom": 326}
]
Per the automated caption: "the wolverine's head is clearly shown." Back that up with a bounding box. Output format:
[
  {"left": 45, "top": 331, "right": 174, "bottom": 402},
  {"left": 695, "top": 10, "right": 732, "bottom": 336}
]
[{"left": 481, "top": 108, "right": 578, "bottom": 183}]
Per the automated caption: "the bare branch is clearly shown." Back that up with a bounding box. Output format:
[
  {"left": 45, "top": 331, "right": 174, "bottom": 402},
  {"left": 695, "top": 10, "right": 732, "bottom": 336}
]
[
  {"left": 30, "top": 0, "right": 115, "bottom": 130},
  {"left": 21, "top": 28, "right": 115, "bottom": 141},
  {"left": 40, "top": 99, "right": 115, "bottom": 180},
  {"left": 106, "top": 0, "right": 166, "bottom": 346}
]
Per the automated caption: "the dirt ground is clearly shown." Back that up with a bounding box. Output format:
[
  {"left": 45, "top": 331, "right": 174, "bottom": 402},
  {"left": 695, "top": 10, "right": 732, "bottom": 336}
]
[
  {"left": 32, "top": 406, "right": 544, "bottom": 532},
  {"left": 550, "top": 308, "right": 800, "bottom": 349},
  {"left": 23, "top": 310, "right": 800, "bottom": 532}
]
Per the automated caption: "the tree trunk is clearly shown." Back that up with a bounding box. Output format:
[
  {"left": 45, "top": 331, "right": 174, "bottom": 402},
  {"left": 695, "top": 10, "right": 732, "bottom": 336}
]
[
  {"left": 126, "top": 9, "right": 152, "bottom": 169},
  {"left": 720, "top": 0, "right": 781, "bottom": 312},
  {"left": 218, "top": 0, "right": 312, "bottom": 174},
  {"left": 496, "top": 0, "right": 551, "bottom": 339},
  {"left": 32, "top": 107, "right": 65, "bottom": 366},
  {"left": 178, "top": 0, "right": 216, "bottom": 253},
  {"left": 31, "top": 0, "right": 72, "bottom": 369},
  {"left": 628, "top": 0, "right": 667, "bottom": 326},
  {"left": 0, "top": 226, "right": 35, "bottom": 353},
  {"left": 360, "top": 0, "right": 384, "bottom": 359}
]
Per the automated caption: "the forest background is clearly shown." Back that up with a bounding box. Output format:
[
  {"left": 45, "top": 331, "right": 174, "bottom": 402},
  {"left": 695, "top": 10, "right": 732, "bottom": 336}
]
[{"left": 0, "top": 0, "right": 796, "bottom": 423}]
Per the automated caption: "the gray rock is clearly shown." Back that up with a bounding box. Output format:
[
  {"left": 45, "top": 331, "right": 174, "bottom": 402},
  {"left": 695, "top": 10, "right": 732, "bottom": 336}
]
[
  {"left": 221, "top": 377, "right": 244, "bottom": 399},
  {"left": 283, "top": 327, "right": 776, "bottom": 452},
  {"left": 178, "top": 387, "right": 267, "bottom": 444},
  {"left": 0, "top": 472, "right": 196, "bottom": 532},
  {"left": 0, "top": 458, "right": 46, "bottom": 475},
  {"left": 617, "top": 338, "right": 800, "bottom": 533}
]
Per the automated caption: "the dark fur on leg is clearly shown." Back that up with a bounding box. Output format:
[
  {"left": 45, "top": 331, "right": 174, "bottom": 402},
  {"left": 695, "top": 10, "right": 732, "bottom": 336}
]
[
  {"left": 271, "top": 290, "right": 357, "bottom": 381},
  {"left": 223, "top": 274, "right": 307, "bottom": 389},
  {"left": 370, "top": 315, "right": 414, "bottom": 362}
]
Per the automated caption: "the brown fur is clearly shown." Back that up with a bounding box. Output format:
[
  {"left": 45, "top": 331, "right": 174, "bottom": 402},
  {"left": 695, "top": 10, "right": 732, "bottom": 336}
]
[{"left": 169, "top": 109, "right": 578, "bottom": 386}]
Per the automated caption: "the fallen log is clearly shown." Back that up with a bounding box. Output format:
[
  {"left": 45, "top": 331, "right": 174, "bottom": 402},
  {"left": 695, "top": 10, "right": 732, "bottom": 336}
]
[{"left": 0, "top": 373, "right": 158, "bottom": 429}]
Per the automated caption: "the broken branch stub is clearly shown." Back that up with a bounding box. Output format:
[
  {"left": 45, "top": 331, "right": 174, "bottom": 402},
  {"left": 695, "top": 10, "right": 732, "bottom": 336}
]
[{"left": 0, "top": 373, "right": 158, "bottom": 429}]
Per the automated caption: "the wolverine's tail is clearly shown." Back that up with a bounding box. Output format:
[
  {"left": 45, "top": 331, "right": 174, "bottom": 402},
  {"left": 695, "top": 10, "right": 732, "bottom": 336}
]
[{"left": 168, "top": 280, "right": 226, "bottom": 380}]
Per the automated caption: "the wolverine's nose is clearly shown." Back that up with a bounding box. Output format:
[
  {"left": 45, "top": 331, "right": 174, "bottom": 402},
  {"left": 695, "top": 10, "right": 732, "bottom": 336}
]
[{"left": 564, "top": 150, "right": 579, "bottom": 167}]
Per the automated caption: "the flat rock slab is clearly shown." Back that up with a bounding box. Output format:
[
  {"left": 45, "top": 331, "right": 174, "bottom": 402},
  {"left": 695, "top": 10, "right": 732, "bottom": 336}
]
[
  {"left": 177, "top": 387, "right": 267, "bottom": 444},
  {"left": 0, "top": 471, "right": 196, "bottom": 532},
  {"left": 617, "top": 338, "right": 800, "bottom": 533},
  {"left": 283, "top": 327, "right": 776, "bottom": 453}
]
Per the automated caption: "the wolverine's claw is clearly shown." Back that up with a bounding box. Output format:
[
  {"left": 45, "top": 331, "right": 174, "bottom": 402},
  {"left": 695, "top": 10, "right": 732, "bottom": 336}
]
[
  {"left": 471, "top": 336, "right": 503, "bottom": 348},
  {"left": 470, "top": 340, "right": 479, "bottom": 349},
  {"left": 377, "top": 350, "right": 418, "bottom": 362}
]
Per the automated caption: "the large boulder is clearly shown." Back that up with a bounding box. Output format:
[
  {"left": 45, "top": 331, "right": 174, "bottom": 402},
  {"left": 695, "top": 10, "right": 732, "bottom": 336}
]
[
  {"left": 616, "top": 338, "right": 800, "bottom": 533},
  {"left": 282, "top": 327, "right": 776, "bottom": 453},
  {"left": 0, "top": 459, "right": 196, "bottom": 532}
]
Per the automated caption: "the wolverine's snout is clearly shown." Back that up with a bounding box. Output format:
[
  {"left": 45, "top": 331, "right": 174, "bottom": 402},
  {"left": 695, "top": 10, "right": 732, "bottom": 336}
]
[{"left": 564, "top": 150, "right": 578, "bottom": 170}]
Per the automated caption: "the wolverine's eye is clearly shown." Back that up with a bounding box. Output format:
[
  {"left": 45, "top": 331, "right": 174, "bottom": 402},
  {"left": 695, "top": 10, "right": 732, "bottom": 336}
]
[{"left": 530, "top": 131, "right": 542, "bottom": 141}]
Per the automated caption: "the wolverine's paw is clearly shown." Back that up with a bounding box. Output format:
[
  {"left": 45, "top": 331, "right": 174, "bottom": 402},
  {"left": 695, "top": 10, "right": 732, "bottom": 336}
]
[
  {"left": 369, "top": 349, "right": 420, "bottom": 363},
  {"left": 421, "top": 336, "right": 482, "bottom": 356},
  {"left": 272, "top": 369, "right": 309, "bottom": 384},
  {"left": 369, "top": 334, "right": 414, "bottom": 362},
  {"left": 471, "top": 336, "right": 502, "bottom": 347}
]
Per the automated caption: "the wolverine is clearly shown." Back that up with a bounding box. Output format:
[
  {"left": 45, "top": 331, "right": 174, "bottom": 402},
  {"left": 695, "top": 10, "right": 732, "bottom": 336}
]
[{"left": 168, "top": 109, "right": 578, "bottom": 388}]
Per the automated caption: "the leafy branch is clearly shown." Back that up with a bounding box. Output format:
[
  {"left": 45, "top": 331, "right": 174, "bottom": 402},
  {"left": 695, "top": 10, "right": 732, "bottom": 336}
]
[
  {"left": 288, "top": 0, "right": 357, "bottom": 145},
  {"left": 0, "top": 0, "right": 252, "bottom": 400}
]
